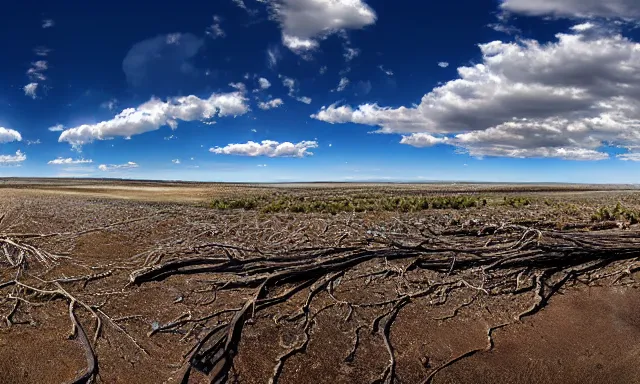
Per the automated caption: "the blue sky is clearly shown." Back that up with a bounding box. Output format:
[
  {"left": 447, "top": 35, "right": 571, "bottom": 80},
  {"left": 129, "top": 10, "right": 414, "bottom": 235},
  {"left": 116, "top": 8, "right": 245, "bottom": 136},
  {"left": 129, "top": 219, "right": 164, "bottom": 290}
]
[{"left": 2, "top": 0, "right": 640, "bottom": 182}]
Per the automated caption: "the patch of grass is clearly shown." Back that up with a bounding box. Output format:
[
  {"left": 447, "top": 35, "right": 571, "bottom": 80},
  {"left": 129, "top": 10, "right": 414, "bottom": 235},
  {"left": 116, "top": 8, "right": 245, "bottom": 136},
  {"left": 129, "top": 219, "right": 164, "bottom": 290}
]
[
  {"left": 209, "top": 194, "right": 489, "bottom": 214},
  {"left": 591, "top": 202, "right": 639, "bottom": 224},
  {"left": 503, "top": 196, "right": 531, "bottom": 208},
  {"left": 210, "top": 197, "right": 263, "bottom": 210}
]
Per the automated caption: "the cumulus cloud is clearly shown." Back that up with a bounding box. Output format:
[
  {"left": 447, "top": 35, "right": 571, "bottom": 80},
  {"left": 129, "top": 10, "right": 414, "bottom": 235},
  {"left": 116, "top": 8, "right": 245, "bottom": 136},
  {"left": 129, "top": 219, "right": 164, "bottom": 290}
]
[
  {"left": 344, "top": 47, "right": 360, "bottom": 62},
  {"left": 27, "top": 60, "right": 48, "bottom": 81},
  {"left": 42, "top": 19, "right": 54, "bottom": 28},
  {"left": 24, "top": 83, "right": 38, "bottom": 99},
  {"left": 334, "top": 77, "right": 350, "bottom": 92},
  {"left": 258, "top": 77, "right": 271, "bottom": 90},
  {"left": 48, "top": 124, "right": 64, "bottom": 132},
  {"left": 48, "top": 158, "right": 93, "bottom": 165},
  {"left": 571, "top": 22, "right": 596, "bottom": 32},
  {"left": 229, "top": 82, "right": 247, "bottom": 93},
  {"left": 172, "top": 159, "right": 181, "bottom": 164},
  {"left": 281, "top": 76, "right": 296, "bottom": 95},
  {"left": 210, "top": 140, "right": 318, "bottom": 157},
  {"left": 0, "top": 151, "right": 26, "bottom": 165},
  {"left": 282, "top": 35, "right": 318, "bottom": 51},
  {"left": 500, "top": 0, "right": 640, "bottom": 20},
  {"left": 58, "top": 91, "right": 248, "bottom": 146},
  {"left": 618, "top": 153, "right": 640, "bottom": 161},
  {"left": 400, "top": 134, "right": 448, "bottom": 147},
  {"left": 280, "top": 75, "right": 312, "bottom": 104},
  {"left": 206, "top": 15, "right": 226, "bottom": 39},
  {"left": 438, "top": 62, "right": 449, "bottom": 68},
  {"left": 258, "top": 98, "right": 284, "bottom": 110},
  {"left": 0, "top": 127, "right": 22, "bottom": 143},
  {"left": 270, "top": 0, "right": 377, "bottom": 53},
  {"left": 98, "top": 162, "right": 139, "bottom": 171},
  {"left": 58, "top": 92, "right": 249, "bottom": 146},
  {"left": 312, "top": 30, "right": 640, "bottom": 160}
]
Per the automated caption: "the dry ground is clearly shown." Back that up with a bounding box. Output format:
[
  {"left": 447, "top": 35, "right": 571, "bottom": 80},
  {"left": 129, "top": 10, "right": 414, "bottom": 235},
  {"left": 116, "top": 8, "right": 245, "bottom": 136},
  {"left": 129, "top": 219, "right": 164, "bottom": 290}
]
[{"left": 1, "top": 180, "right": 640, "bottom": 384}]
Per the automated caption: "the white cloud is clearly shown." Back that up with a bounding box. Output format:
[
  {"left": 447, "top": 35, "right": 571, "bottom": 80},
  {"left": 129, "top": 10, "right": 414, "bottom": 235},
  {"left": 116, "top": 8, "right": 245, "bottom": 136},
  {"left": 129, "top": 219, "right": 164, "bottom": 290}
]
[
  {"left": 378, "top": 65, "right": 393, "bottom": 76},
  {"left": 280, "top": 75, "right": 312, "bottom": 104},
  {"left": 229, "top": 82, "right": 247, "bottom": 93},
  {"left": 618, "top": 153, "right": 640, "bottom": 161},
  {"left": 270, "top": 0, "right": 377, "bottom": 53},
  {"left": 27, "top": 60, "right": 48, "bottom": 81},
  {"left": 344, "top": 47, "right": 360, "bottom": 61},
  {"left": 232, "top": 0, "right": 247, "bottom": 10},
  {"left": 438, "top": 62, "right": 449, "bottom": 68},
  {"left": 258, "top": 77, "right": 271, "bottom": 90},
  {"left": 282, "top": 35, "right": 319, "bottom": 52},
  {"left": 258, "top": 98, "right": 284, "bottom": 110},
  {"left": 172, "top": 159, "right": 181, "bottom": 164},
  {"left": 98, "top": 162, "right": 139, "bottom": 171},
  {"left": 101, "top": 99, "right": 118, "bottom": 111},
  {"left": 58, "top": 91, "right": 248, "bottom": 146},
  {"left": 48, "top": 124, "right": 64, "bottom": 132},
  {"left": 42, "top": 19, "right": 54, "bottom": 28},
  {"left": 501, "top": 0, "right": 640, "bottom": 20},
  {"left": 207, "top": 15, "right": 226, "bottom": 38},
  {"left": 26, "top": 139, "right": 41, "bottom": 145},
  {"left": 571, "top": 22, "right": 596, "bottom": 32},
  {"left": 488, "top": 23, "right": 521, "bottom": 35},
  {"left": 48, "top": 158, "right": 93, "bottom": 165},
  {"left": 400, "top": 134, "right": 448, "bottom": 147},
  {"left": 0, "top": 151, "right": 26, "bottom": 165},
  {"left": 267, "top": 46, "right": 282, "bottom": 68},
  {"left": 257, "top": 164, "right": 268, "bottom": 167},
  {"left": 312, "top": 31, "right": 640, "bottom": 160},
  {"left": 281, "top": 76, "right": 296, "bottom": 95},
  {"left": 210, "top": 140, "right": 318, "bottom": 157},
  {"left": 319, "top": 66, "right": 328, "bottom": 75},
  {"left": 23, "top": 83, "right": 38, "bottom": 99},
  {"left": 334, "top": 77, "right": 350, "bottom": 92},
  {"left": 0, "top": 127, "right": 22, "bottom": 143}
]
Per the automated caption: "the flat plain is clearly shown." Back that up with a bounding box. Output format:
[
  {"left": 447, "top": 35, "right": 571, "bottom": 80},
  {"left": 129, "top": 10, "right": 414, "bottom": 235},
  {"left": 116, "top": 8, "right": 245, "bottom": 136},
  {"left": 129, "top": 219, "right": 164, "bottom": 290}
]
[{"left": 1, "top": 179, "right": 640, "bottom": 384}]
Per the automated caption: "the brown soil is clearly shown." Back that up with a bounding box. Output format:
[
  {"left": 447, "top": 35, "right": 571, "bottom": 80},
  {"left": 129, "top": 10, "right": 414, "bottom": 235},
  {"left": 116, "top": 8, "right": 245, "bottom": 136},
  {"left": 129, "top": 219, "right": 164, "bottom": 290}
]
[{"left": 1, "top": 181, "right": 639, "bottom": 384}]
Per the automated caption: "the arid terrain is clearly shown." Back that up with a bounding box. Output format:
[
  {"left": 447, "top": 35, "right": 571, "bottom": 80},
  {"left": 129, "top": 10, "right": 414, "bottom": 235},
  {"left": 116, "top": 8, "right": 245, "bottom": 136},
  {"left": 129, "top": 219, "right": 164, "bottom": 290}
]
[{"left": 1, "top": 179, "right": 640, "bottom": 384}]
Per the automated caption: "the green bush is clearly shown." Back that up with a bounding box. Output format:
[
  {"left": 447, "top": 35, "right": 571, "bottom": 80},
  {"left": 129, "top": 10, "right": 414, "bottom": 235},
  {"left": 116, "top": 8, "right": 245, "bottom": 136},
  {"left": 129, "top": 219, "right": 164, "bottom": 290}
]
[
  {"left": 592, "top": 202, "right": 639, "bottom": 224},
  {"left": 210, "top": 194, "right": 488, "bottom": 214},
  {"left": 504, "top": 197, "right": 531, "bottom": 208}
]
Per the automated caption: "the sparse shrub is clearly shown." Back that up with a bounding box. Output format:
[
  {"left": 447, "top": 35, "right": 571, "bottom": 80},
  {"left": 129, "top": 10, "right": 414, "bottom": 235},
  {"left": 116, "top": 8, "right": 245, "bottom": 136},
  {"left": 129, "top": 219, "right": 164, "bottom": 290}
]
[
  {"left": 591, "top": 202, "right": 639, "bottom": 224},
  {"left": 504, "top": 197, "right": 531, "bottom": 208},
  {"left": 210, "top": 193, "right": 490, "bottom": 214}
]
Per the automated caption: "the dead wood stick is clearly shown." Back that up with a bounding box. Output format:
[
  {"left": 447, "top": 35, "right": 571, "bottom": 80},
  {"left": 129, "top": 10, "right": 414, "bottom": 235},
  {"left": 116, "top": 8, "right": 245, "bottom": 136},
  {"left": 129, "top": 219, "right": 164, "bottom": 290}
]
[
  {"left": 96, "top": 308, "right": 149, "bottom": 355},
  {"left": 67, "top": 300, "right": 98, "bottom": 384}
]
